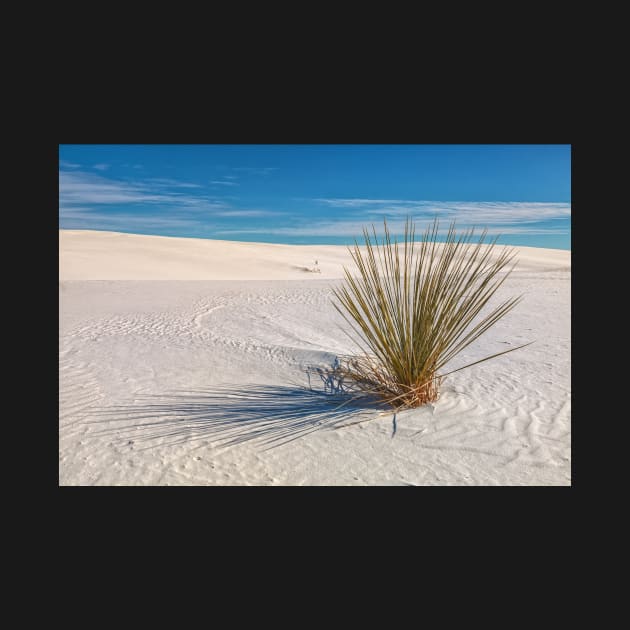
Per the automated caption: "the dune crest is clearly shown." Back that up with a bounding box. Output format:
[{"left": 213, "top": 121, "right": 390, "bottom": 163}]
[{"left": 60, "top": 230, "right": 570, "bottom": 281}]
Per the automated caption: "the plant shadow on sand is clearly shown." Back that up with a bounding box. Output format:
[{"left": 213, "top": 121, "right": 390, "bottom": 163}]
[{"left": 89, "top": 376, "right": 394, "bottom": 452}]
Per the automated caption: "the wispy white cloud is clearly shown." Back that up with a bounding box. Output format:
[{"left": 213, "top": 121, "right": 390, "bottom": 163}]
[
  {"left": 214, "top": 210, "right": 283, "bottom": 218},
  {"left": 315, "top": 198, "right": 410, "bottom": 207},
  {"left": 58, "top": 206, "right": 93, "bottom": 216},
  {"left": 59, "top": 207, "right": 204, "bottom": 229},
  {"left": 175, "top": 200, "right": 230, "bottom": 211},
  {"left": 314, "top": 199, "right": 571, "bottom": 225},
  {"left": 215, "top": 218, "right": 570, "bottom": 238},
  {"left": 59, "top": 170, "right": 268, "bottom": 233},
  {"left": 59, "top": 171, "right": 224, "bottom": 208},
  {"left": 210, "top": 180, "right": 239, "bottom": 186},
  {"left": 59, "top": 160, "right": 81, "bottom": 169},
  {"left": 145, "top": 178, "right": 202, "bottom": 188},
  {"left": 60, "top": 171, "right": 168, "bottom": 204},
  {"left": 93, "top": 164, "right": 110, "bottom": 171}
]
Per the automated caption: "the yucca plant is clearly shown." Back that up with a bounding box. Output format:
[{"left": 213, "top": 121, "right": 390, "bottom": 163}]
[{"left": 332, "top": 217, "right": 531, "bottom": 409}]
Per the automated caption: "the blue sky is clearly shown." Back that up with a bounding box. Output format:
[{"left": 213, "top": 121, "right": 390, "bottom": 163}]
[{"left": 59, "top": 145, "right": 571, "bottom": 249}]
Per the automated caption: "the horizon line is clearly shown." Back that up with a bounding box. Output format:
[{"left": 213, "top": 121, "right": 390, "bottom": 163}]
[{"left": 58, "top": 228, "right": 571, "bottom": 252}]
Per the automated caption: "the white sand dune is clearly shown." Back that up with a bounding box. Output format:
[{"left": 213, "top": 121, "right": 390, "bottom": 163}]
[
  {"left": 60, "top": 229, "right": 570, "bottom": 281},
  {"left": 59, "top": 230, "right": 571, "bottom": 486}
]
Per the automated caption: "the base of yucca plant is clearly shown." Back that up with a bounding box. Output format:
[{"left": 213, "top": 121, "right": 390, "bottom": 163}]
[
  {"left": 397, "top": 376, "right": 443, "bottom": 408},
  {"left": 336, "top": 356, "right": 443, "bottom": 410}
]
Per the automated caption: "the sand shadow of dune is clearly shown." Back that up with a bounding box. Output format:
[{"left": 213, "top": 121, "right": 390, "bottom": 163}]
[{"left": 89, "top": 384, "right": 391, "bottom": 451}]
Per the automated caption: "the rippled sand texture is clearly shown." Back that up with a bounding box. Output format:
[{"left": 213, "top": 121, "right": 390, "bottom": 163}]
[{"left": 59, "top": 231, "right": 571, "bottom": 486}]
